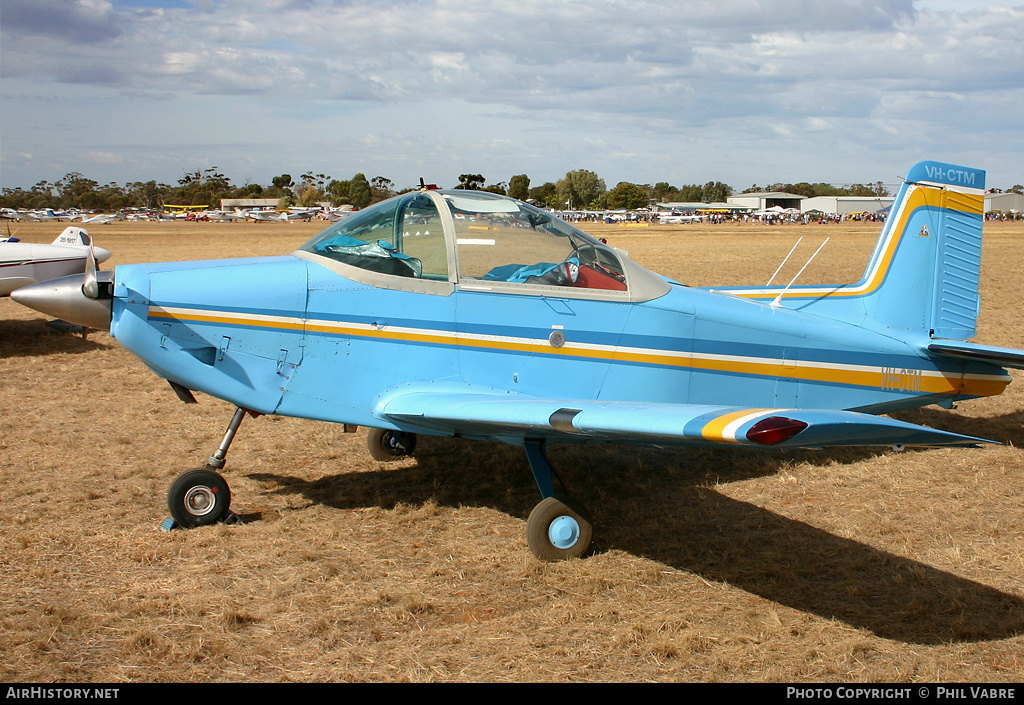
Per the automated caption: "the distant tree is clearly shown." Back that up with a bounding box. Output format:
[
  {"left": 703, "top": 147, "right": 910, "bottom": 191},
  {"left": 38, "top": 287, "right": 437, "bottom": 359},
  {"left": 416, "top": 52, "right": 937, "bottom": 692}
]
[
  {"left": 300, "top": 172, "right": 330, "bottom": 189},
  {"left": 57, "top": 172, "right": 100, "bottom": 207},
  {"left": 122, "top": 181, "right": 164, "bottom": 209},
  {"left": 1009, "top": 184, "right": 1023, "bottom": 194},
  {"left": 299, "top": 185, "right": 321, "bottom": 207},
  {"left": 456, "top": 174, "right": 486, "bottom": 190},
  {"left": 651, "top": 182, "right": 673, "bottom": 201},
  {"left": 165, "top": 167, "right": 231, "bottom": 206},
  {"left": 484, "top": 182, "right": 508, "bottom": 196},
  {"left": 846, "top": 182, "right": 888, "bottom": 197},
  {"left": 677, "top": 184, "right": 704, "bottom": 201},
  {"left": 191, "top": 190, "right": 212, "bottom": 206},
  {"left": 298, "top": 172, "right": 331, "bottom": 203},
  {"left": 32, "top": 180, "right": 56, "bottom": 197},
  {"left": 0, "top": 187, "right": 33, "bottom": 210},
  {"left": 606, "top": 182, "right": 650, "bottom": 210},
  {"left": 327, "top": 179, "right": 351, "bottom": 205},
  {"left": 272, "top": 174, "right": 294, "bottom": 190},
  {"left": 508, "top": 174, "right": 530, "bottom": 201},
  {"left": 556, "top": 169, "right": 605, "bottom": 209},
  {"left": 701, "top": 181, "right": 732, "bottom": 202},
  {"left": 349, "top": 173, "right": 372, "bottom": 209},
  {"left": 528, "top": 182, "right": 557, "bottom": 207},
  {"left": 371, "top": 176, "right": 395, "bottom": 202},
  {"left": 804, "top": 182, "right": 842, "bottom": 197}
]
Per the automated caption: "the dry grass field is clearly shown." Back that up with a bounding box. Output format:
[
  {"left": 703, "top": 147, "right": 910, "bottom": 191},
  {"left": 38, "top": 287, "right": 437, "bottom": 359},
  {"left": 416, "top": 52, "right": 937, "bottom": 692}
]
[{"left": 2, "top": 217, "right": 1024, "bottom": 682}]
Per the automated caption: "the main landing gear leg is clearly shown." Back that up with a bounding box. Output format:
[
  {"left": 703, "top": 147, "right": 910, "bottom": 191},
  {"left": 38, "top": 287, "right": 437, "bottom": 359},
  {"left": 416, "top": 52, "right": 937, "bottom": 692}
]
[
  {"left": 523, "top": 440, "right": 593, "bottom": 561},
  {"left": 164, "top": 406, "right": 255, "bottom": 529}
]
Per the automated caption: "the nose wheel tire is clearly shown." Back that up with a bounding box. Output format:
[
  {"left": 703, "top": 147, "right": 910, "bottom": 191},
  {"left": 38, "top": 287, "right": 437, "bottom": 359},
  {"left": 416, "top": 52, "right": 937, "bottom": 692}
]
[
  {"left": 367, "top": 428, "right": 417, "bottom": 461},
  {"left": 167, "top": 468, "right": 232, "bottom": 527},
  {"left": 526, "top": 496, "right": 593, "bottom": 561}
]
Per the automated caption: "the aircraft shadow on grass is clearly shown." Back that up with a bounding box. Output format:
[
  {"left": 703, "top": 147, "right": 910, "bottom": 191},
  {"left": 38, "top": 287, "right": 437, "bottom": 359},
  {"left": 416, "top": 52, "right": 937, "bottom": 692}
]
[
  {"left": 892, "top": 406, "right": 1024, "bottom": 448},
  {"left": 0, "top": 318, "right": 110, "bottom": 357},
  {"left": 249, "top": 432, "right": 1024, "bottom": 646}
]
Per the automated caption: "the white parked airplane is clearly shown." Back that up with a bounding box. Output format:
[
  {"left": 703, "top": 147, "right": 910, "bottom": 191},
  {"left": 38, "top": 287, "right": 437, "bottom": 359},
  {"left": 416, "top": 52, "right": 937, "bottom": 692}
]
[
  {"left": 203, "top": 209, "right": 246, "bottom": 222},
  {"left": 79, "top": 213, "right": 124, "bottom": 225},
  {"left": 246, "top": 209, "right": 288, "bottom": 223},
  {"left": 0, "top": 227, "right": 112, "bottom": 297},
  {"left": 658, "top": 213, "right": 704, "bottom": 224}
]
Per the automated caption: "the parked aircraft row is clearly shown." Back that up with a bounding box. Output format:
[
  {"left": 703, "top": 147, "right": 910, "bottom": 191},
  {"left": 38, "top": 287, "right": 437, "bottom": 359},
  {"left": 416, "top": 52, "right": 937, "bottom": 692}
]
[{"left": 1, "top": 205, "right": 357, "bottom": 225}]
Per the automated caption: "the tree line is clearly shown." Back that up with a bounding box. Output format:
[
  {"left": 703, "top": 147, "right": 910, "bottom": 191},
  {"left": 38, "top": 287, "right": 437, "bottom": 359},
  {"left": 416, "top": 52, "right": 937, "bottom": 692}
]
[{"left": 4, "top": 166, "right": 1021, "bottom": 214}]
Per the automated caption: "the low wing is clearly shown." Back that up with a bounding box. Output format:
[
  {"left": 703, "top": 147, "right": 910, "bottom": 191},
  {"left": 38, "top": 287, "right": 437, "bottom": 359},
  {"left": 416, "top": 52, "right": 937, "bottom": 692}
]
[{"left": 373, "top": 385, "right": 993, "bottom": 449}]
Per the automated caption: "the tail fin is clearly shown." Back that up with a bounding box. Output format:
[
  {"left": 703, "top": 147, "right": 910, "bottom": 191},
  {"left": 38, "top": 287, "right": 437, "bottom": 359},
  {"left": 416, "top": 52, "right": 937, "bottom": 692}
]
[
  {"left": 51, "top": 226, "right": 92, "bottom": 247},
  {"left": 718, "top": 161, "right": 986, "bottom": 341}
]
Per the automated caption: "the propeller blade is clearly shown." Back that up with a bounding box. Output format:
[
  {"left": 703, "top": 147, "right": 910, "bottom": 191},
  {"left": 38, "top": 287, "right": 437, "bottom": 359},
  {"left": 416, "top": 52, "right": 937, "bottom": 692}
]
[{"left": 82, "top": 237, "right": 99, "bottom": 299}]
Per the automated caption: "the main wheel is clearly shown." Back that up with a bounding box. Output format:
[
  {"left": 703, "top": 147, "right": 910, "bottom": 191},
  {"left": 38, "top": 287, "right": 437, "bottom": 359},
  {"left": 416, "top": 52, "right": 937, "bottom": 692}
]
[
  {"left": 367, "top": 428, "right": 417, "bottom": 461},
  {"left": 526, "top": 496, "right": 593, "bottom": 561},
  {"left": 167, "top": 468, "right": 231, "bottom": 527}
]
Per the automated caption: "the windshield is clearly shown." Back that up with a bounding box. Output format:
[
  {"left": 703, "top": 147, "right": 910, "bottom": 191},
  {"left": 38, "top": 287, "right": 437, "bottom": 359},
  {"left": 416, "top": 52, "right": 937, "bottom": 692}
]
[
  {"left": 444, "top": 191, "right": 626, "bottom": 291},
  {"left": 298, "top": 192, "right": 448, "bottom": 280}
]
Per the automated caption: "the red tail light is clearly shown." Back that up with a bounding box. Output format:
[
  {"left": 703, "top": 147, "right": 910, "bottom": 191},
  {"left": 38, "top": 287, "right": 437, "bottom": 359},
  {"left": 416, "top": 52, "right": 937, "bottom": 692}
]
[{"left": 746, "top": 416, "right": 808, "bottom": 446}]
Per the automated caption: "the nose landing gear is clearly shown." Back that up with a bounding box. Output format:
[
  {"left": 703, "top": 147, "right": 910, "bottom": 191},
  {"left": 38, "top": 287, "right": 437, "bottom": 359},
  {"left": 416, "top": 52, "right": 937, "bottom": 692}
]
[
  {"left": 167, "top": 467, "right": 233, "bottom": 527},
  {"left": 162, "top": 406, "right": 255, "bottom": 530}
]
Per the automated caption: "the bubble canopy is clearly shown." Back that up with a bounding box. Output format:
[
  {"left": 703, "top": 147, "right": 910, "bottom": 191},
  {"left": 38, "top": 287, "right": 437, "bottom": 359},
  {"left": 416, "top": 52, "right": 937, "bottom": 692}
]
[{"left": 296, "top": 190, "right": 671, "bottom": 301}]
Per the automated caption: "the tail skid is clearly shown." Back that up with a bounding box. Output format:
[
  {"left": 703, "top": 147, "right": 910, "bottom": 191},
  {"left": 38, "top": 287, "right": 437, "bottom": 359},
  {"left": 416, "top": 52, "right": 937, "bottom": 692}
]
[{"left": 714, "top": 161, "right": 987, "bottom": 342}]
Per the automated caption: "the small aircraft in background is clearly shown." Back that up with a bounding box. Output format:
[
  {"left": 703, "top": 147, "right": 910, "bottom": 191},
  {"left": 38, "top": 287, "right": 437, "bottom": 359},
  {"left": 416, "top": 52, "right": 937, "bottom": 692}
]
[
  {"left": 79, "top": 213, "right": 124, "bottom": 225},
  {"left": 658, "top": 212, "right": 704, "bottom": 224},
  {"left": 204, "top": 209, "right": 247, "bottom": 222},
  {"left": 1, "top": 226, "right": 112, "bottom": 297},
  {"left": 12, "top": 161, "right": 1024, "bottom": 560},
  {"left": 285, "top": 207, "right": 319, "bottom": 221},
  {"left": 39, "top": 209, "right": 79, "bottom": 222},
  {"left": 322, "top": 207, "right": 356, "bottom": 223},
  {"left": 246, "top": 208, "right": 288, "bottom": 223}
]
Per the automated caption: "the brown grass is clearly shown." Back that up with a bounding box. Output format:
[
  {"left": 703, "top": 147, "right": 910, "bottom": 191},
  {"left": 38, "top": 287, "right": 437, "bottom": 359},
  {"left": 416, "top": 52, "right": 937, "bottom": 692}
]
[{"left": 2, "top": 218, "right": 1024, "bottom": 682}]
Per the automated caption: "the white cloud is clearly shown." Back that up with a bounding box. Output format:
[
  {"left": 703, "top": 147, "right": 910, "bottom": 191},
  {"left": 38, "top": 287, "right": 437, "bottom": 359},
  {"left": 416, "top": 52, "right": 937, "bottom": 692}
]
[{"left": 2, "top": 0, "right": 1022, "bottom": 191}]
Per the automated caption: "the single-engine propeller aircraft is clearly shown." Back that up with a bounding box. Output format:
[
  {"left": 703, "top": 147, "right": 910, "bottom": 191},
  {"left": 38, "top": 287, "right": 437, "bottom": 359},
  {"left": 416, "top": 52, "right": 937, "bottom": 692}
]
[
  {"left": 12, "top": 161, "right": 1024, "bottom": 560},
  {"left": 1, "top": 227, "right": 112, "bottom": 297}
]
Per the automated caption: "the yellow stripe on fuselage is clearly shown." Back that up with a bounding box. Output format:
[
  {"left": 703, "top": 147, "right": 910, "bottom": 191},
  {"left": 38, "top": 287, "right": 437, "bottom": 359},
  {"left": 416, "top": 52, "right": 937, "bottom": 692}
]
[{"left": 147, "top": 305, "right": 1010, "bottom": 400}]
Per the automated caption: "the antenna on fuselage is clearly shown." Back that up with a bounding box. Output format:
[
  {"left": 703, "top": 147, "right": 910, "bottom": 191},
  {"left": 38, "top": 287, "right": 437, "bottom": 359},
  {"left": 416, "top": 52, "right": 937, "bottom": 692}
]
[
  {"left": 770, "top": 238, "right": 829, "bottom": 308},
  {"left": 766, "top": 236, "right": 803, "bottom": 287}
]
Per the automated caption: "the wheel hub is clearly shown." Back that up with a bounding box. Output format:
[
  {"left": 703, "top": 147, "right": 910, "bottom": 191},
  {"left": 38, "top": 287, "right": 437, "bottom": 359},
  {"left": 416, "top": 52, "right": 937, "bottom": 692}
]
[
  {"left": 183, "top": 485, "right": 217, "bottom": 517},
  {"left": 548, "top": 515, "right": 580, "bottom": 549}
]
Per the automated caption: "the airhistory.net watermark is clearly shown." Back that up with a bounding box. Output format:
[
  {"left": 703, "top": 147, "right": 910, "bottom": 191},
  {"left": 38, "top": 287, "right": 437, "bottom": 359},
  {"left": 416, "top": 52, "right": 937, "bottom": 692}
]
[{"left": 5, "top": 688, "right": 119, "bottom": 700}]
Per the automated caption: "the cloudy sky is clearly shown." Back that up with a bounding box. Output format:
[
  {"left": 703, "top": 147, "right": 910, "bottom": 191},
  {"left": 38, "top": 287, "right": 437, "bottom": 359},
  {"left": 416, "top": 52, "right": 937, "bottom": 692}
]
[{"left": 2, "top": 0, "right": 1022, "bottom": 194}]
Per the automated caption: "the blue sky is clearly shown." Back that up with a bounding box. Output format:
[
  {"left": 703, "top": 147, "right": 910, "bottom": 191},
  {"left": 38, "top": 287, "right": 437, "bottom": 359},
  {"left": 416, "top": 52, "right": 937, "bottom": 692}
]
[{"left": 2, "top": 0, "right": 1022, "bottom": 193}]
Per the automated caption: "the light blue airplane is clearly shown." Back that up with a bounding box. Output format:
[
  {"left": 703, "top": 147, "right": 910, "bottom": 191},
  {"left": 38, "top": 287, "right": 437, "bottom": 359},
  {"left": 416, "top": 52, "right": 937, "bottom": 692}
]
[{"left": 13, "top": 161, "right": 1024, "bottom": 560}]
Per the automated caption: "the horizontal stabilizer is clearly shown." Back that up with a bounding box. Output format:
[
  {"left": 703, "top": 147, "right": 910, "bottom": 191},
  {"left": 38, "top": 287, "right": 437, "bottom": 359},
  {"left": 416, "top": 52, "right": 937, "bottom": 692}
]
[
  {"left": 928, "top": 341, "right": 1024, "bottom": 370},
  {"left": 374, "top": 385, "right": 994, "bottom": 449}
]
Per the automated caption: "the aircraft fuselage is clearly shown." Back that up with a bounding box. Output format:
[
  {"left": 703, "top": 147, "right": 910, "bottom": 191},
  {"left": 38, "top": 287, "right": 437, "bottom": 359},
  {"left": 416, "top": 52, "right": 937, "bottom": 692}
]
[{"left": 108, "top": 254, "right": 1009, "bottom": 442}]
